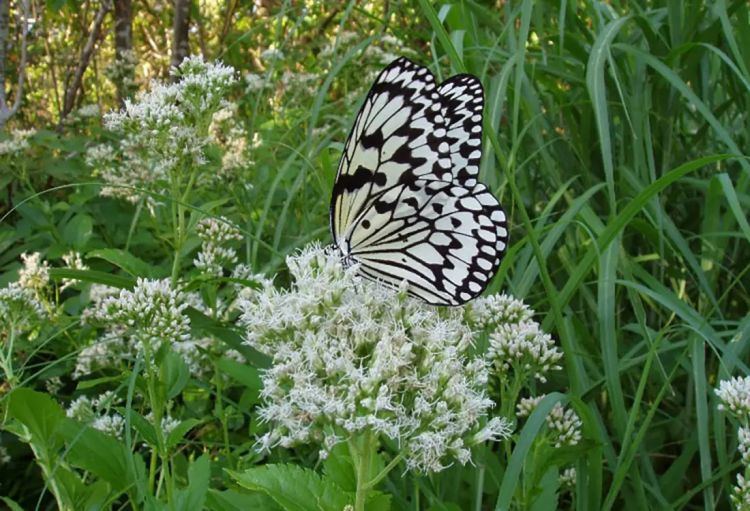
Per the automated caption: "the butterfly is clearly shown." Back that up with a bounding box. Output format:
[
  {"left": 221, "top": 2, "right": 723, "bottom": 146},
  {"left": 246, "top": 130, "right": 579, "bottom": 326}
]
[{"left": 330, "top": 57, "right": 508, "bottom": 305}]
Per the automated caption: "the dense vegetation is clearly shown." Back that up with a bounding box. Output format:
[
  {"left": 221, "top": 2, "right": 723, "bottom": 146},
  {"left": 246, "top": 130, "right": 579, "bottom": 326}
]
[{"left": 1, "top": 1, "right": 750, "bottom": 509}]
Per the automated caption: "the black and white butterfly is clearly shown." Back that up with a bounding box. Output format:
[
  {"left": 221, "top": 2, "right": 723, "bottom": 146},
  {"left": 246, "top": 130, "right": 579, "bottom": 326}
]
[{"left": 330, "top": 57, "right": 508, "bottom": 305}]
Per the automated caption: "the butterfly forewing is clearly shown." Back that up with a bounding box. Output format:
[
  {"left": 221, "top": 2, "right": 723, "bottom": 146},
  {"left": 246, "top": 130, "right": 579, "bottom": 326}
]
[
  {"left": 437, "top": 75, "right": 485, "bottom": 188},
  {"left": 330, "top": 57, "right": 507, "bottom": 305}
]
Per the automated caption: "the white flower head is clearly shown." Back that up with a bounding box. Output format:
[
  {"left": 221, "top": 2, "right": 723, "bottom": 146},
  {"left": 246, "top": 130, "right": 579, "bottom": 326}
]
[
  {"left": 18, "top": 252, "right": 50, "bottom": 292},
  {"left": 0, "top": 283, "right": 46, "bottom": 335},
  {"left": 193, "top": 217, "right": 243, "bottom": 276},
  {"left": 61, "top": 251, "right": 89, "bottom": 290},
  {"left": 92, "top": 414, "right": 125, "bottom": 439},
  {"left": 99, "top": 56, "right": 237, "bottom": 208},
  {"left": 559, "top": 466, "right": 576, "bottom": 489},
  {"left": 464, "top": 293, "right": 532, "bottom": 329},
  {"left": 238, "top": 243, "right": 509, "bottom": 473},
  {"left": 516, "top": 395, "right": 545, "bottom": 418},
  {"left": 93, "top": 278, "right": 191, "bottom": 346},
  {"left": 717, "top": 376, "right": 750, "bottom": 419},
  {"left": 488, "top": 320, "right": 562, "bottom": 383},
  {"left": 0, "top": 129, "right": 35, "bottom": 156},
  {"left": 733, "top": 473, "right": 750, "bottom": 510},
  {"left": 739, "top": 426, "right": 750, "bottom": 465},
  {"left": 546, "top": 402, "right": 582, "bottom": 448}
]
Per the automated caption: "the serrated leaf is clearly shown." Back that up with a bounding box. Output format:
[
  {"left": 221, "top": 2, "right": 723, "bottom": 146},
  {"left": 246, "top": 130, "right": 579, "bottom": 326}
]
[
  {"left": 229, "top": 464, "right": 352, "bottom": 511},
  {"left": 174, "top": 455, "right": 210, "bottom": 510},
  {"left": 6, "top": 388, "right": 65, "bottom": 453},
  {"left": 205, "top": 489, "right": 282, "bottom": 511},
  {"left": 530, "top": 466, "right": 560, "bottom": 511},
  {"left": 322, "top": 443, "right": 356, "bottom": 492},
  {"left": 59, "top": 418, "right": 146, "bottom": 495}
]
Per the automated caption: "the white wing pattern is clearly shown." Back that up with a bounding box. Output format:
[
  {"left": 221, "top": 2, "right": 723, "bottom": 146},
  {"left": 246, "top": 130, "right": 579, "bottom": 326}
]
[{"left": 330, "top": 57, "right": 508, "bottom": 305}]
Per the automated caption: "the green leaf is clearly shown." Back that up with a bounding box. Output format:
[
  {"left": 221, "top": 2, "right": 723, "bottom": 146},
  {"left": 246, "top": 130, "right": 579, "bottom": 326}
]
[
  {"left": 174, "top": 455, "right": 210, "bottom": 510},
  {"left": 63, "top": 213, "right": 94, "bottom": 249},
  {"left": 59, "top": 418, "right": 147, "bottom": 496},
  {"left": 161, "top": 350, "right": 190, "bottom": 399},
  {"left": 75, "top": 374, "right": 126, "bottom": 390},
  {"left": 87, "top": 248, "right": 157, "bottom": 277},
  {"left": 6, "top": 388, "right": 65, "bottom": 452},
  {"left": 0, "top": 497, "right": 25, "bottom": 511},
  {"left": 322, "top": 443, "right": 356, "bottom": 492},
  {"left": 216, "top": 357, "right": 262, "bottom": 391},
  {"left": 229, "top": 464, "right": 352, "bottom": 511},
  {"left": 49, "top": 268, "right": 135, "bottom": 289},
  {"left": 530, "top": 466, "right": 560, "bottom": 511},
  {"left": 166, "top": 418, "right": 203, "bottom": 450},
  {"left": 124, "top": 409, "right": 158, "bottom": 447},
  {"left": 205, "top": 489, "right": 282, "bottom": 511},
  {"left": 495, "top": 393, "right": 566, "bottom": 511}
]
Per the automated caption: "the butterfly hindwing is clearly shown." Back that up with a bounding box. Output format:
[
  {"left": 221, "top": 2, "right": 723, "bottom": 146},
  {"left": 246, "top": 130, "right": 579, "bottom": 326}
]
[{"left": 345, "top": 179, "right": 507, "bottom": 305}]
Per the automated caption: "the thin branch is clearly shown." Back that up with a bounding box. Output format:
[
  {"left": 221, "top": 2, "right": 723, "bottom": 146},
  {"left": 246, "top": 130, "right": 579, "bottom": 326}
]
[
  {"left": 59, "top": 0, "right": 112, "bottom": 127},
  {"left": 0, "top": 0, "right": 31, "bottom": 129}
]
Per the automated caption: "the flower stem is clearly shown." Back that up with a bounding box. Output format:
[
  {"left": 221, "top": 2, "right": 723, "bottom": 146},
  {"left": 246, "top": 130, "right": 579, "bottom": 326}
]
[
  {"left": 351, "top": 430, "right": 375, "bottom": 511},
  {"left": 2, "top": 323, "right": 18, "bottom": 388},
  {"left": 363, "top": 452, "right": 404, "bottom": 491}
]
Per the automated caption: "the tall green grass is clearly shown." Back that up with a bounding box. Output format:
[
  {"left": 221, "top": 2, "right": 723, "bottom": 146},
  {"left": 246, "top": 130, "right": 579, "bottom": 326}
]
[{"left": 405, "top": 1, "right": 749, "bottom": 508}]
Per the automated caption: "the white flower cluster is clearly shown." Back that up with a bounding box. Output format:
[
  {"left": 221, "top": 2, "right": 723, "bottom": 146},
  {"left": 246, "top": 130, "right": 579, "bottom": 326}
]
[
  {"left": 94, "top": 278, "right": 191, "bottom": 346},
  {"left": 145, "top": 411, "right": 181, "bottom": 436},
  {"left": 66, "top": 392, "right": 125, "bottom": 439},
  {"left": 734, "top": 474, "right": 750, "bottom": 510},
  {"left": 0, "top": 445, "right": 9, "bottom": 465},
  {"left": 0, "top": 129, "right": 35, "bottom": 156},
  {"left": 718, "top": 377, "right": 750, "bottom": 417},
  {"left": 464, "top": 293, "right": 532, "bottom": 330},
  {"left": 61, "top": 251, "right": 89, "bottom": 290},
  {"left": 546, "top": 402, "right": 583, "bottom": 448},
  {"left": 260, "top": 47, "right": 284, "bottom": 62},
  {"left": 238, "top": 243, "right": 513, "bottom": 473},
  {"left": 78, "top": 278, "right": 244, "bottom": 379},
  {"left": 75, "top": 104, "right": 100, "bottom": 119},
  {"left": 716, "top": 376, "right": 750, "bottom": 509},
  {"left": 0, "top": 283, "right": 46, "bottom": 334},
  {"left": 18, "top": 252, "right": 50, "bottom": 292},
  {"left": 194, "top": 217, "right": 243, "bottom": 276},
  {"left": 244, "top": 73, "right": 268, "bottom": 93},
  {"left": 516, "top": 395, "right": 582, "bottom": 448},
  {"left": 73, "top": 328, "right": 128, "bottom": 379},
  {"left": 94, "top": 56, "right": 237, "bottom": 208},
  {"left": 488, "top": 320, "right": 563, "bottom": 383},
  {"left": 559, "top": 467, "right": 576, "bottom": 489}
]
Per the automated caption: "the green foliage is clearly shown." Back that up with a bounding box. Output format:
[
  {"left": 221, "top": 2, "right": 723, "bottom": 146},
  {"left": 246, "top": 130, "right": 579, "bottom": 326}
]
[{"left": 1, "top": 0, "right": 750, "bottom": 509}]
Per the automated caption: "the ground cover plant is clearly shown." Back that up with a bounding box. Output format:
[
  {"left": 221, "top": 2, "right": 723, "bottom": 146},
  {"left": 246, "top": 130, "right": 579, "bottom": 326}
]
[{"left": 1, "top": 0, "right": 749, "bottom": 509}]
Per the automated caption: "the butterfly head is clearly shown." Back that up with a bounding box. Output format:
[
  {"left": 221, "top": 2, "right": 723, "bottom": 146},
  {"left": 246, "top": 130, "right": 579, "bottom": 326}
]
[{"left": 326, "top": 240, "right": 356, "bottom": 269}]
